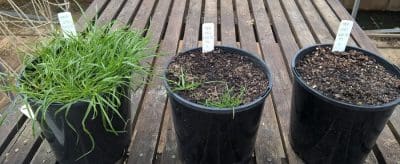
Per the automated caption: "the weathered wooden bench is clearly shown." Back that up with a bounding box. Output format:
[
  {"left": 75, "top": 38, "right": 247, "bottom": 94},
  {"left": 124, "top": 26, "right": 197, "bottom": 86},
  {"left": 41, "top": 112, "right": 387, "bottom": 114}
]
[{"left": 1, "top": 0, "right": 400, "bottom": 163}]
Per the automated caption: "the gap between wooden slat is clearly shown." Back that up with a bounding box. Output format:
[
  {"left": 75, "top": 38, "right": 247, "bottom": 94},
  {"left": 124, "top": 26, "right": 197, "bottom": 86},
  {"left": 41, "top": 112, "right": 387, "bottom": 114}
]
[{"left": 76, "top": 0, "right": 110, "bottom": 32}]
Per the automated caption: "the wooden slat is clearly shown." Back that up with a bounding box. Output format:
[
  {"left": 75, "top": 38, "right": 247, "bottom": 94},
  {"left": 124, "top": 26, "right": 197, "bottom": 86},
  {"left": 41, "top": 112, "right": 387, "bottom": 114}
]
[
  {"left": 312, "top": 0, "right": 357, "bottom": 46},
  {"left": 263, "top": 2, "right": 305, "bottom": 163},
  {"left": 235, "top": 1, "right": 287, "bottom": 163},
  {"left": 158, "top": 42, "right": 184, "bottom": 164},
  {"left": 182, "top": 0, "right": 203, "bottom": 50},
  {"left": 264, "top": 0, "right": 298, "bottom": 67},
  {"left": 375, "top": 126, "right": 400, "bottom": 163},
  {"left": 0, "top": 106, "right": 26, "bottom": 155},
  {"left": 295, "top": 0, "right": 333, "bottom": 44},
  {"left": 204, "top": 0, "right": 218, "bottom": 43},
  {"left": 95, "top": 0, "right": 126, "bottom": 26},
  {"left": 326, "top": 0, "right": 379, "bottom": 53},
  {"left": 254, "top": 95, "right": 287, "bottom": 163},
  {"left": 129, "top": 0, "right": 172, "bottom": 135},
  {"left": 131, "top": 0, "right": 158, "bottom": 30},
  {"left": 157, "top": 1, "right": 202, "bottom": 159},
  {"left": 249, "top": 0, "right": 275, "bottom": 46},
  {"left": 389, "top": 107, "right": 400, "bottom": 144},
  {"left": 234, "top": 0, "right": 258, "bottom": 54},
  {"left": 0, "top": 121, "right": 42, "bottom": 164},
  {"left": 125, "top": 0, "right": 162, "bottom": 127},
  {"left": 365, "top": 151, "right": 379, "bottom": 164},
  {"left": 30, "top": 141, "right": 56, "bottom": 164},
  {"left": 127, "top": 0, "right": 187, "bottom": 163},
  {"left": 76, "top": 0, "right": 109, "bottom": 31},
  {"left": 220, "top": 0, "right": 236, "bottom": 47},
  {"left": 160, "top": 102, "right": 181, "bottom": 164},
  {"left": 249, "top": 0, "right": 288, "bottom": 163},
  {"left": 280, "top": 0, "right": 315, "bottom": 47},
  {"left": 112, "top": 0, "right": 142, "bottom": 29}
]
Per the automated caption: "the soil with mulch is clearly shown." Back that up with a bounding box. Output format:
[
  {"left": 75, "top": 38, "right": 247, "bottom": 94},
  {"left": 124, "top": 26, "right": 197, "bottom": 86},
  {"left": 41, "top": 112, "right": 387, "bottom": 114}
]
[
  {"left": 296, "top": 46, "right": 400, "bottom": 105},
  {"left": 166, "top": 48, "right": 269, "bottom": 106}
]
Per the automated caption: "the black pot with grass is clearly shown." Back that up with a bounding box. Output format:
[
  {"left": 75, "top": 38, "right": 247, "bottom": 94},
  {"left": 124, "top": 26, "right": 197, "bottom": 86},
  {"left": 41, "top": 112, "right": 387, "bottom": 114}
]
[
  {"left": 290, "top": 44, "right": 400, "bottom": 164},
  {"left": 8, "top": 24, "right": 154, "bottom": 164},
  {"left": 163, "top": 46, "right": 272, "bottom": 164},
  {"left": 29, "top": 89, "right": 131, "bottom": 163}
]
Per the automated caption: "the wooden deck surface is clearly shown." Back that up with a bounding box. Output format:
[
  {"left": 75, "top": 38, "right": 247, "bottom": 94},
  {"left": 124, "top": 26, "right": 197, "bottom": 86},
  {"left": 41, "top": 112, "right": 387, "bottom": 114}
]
[{"left": 1, "top": 0, "right": 400, "bottom": 163}]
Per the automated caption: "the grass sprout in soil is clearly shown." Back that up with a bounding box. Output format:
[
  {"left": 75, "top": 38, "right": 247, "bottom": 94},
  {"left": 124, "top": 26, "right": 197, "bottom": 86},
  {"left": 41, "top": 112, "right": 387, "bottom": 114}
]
[
  {"left": 296, "top": 46, "right": 400, "bottom": 105},
  {"left": 169, "top": 67, "right": 202, "bottom": 92},
  {"left": 166, "top": 48, "right": 268, "bottom": 109},
  {"left": 204, "top": 86, "right": 246, "bottom": 108}
]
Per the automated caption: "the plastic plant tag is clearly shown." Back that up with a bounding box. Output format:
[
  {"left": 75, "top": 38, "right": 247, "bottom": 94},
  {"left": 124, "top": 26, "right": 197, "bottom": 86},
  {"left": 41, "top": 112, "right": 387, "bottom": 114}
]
[
  {"left": 57, "top": 12, "right": 77, "bottom": 38},
  {"left": 332, "top": 20, "right": 353, "bottom": 52},
  {"left": 202, "top": 23, "right": 215, "bottom": 53},
  {"left": 19, "top": 104, "right": 35, "bottom": 119}
]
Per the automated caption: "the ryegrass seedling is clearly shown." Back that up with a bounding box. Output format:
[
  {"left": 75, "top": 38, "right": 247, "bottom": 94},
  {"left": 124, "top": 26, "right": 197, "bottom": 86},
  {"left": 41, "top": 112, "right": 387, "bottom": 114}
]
[
  {"left": 170, "top": 67, "right": 201, "bottom": 92},
  {"left": 204, "top": 86, "right": 246, "bottom": 108},
  {"left": 204, "top": 86, "right": 246, "bottom": 119}
]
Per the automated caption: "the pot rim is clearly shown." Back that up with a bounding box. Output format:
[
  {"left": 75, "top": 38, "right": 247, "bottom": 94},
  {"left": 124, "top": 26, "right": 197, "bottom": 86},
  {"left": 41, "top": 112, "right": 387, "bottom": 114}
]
[
  {"left": 291, "top": 43, "right": 400, "bottom": 111},
  {"left": 163, "top": 46, "right": 273, "bottom": 114}
]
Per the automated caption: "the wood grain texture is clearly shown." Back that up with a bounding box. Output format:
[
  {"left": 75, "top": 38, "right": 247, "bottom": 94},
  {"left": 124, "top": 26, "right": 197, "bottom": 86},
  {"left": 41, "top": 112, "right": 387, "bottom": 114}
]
[
  {"left": 375, "top": 125, "right": 400, "bottom": 164},
  {"left": 279, "top": 0, "right": 315, "bottom": 47},
  {"left": 112, "top": 0, "right": 142, "bottom": 29},
  {"left": 131, "top": 0, "right": 158, "bottom": 30},
  {"left": 0, "top": 105, "right": 26, "bottom": 155},
  {"left": 312, "top": 0, "right": 357, "bottom": 47},
  {"left": 249, "top": 0, "right": 287, "bottom": 163},
  {"left": 76, "top": 0, "right": 109, "bottom": 31},
  {"left": 160, "top": 101, "right": 181, "bottom": 164},
  {"left": 95, "top": 0, "right": 125, "bottom": 26},
  {"left": 0, "top": 121, "right": 42, "bottom": 164},
  {"left": 295, "top": 0, "right": 333, "bottom": 44},
  {"left": 326, "top": 0, "right": 379, "bottom": 53},
  {"left": 30, "top": 141, "right": 56, "bottom": 164},
  {"left": 182, "top": 0, "right": 203, "bottom": 50},
  {"left": 204, "top": 0, "right": 218, "bottom": 43},
  {"left": 234, "top": 0, "right": 258, "bottom": 54},
  {"left": 127, "top": 0, "right": 187, "bottom": 163},
  {"left": 389, "top": 107, "right": 400, "bottom": 145},
  {"left": 220, "top": 0, "right": 236, "bottom": 47},
  {"left": 264, "top": 0, "right": 299, "bottom": 67}
]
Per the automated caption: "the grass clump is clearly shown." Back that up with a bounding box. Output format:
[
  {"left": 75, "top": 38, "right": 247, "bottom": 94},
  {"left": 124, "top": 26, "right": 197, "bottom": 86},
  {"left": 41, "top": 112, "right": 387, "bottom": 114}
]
[{"left": 2, "top": 23, "right": 154, "bottom": 157}]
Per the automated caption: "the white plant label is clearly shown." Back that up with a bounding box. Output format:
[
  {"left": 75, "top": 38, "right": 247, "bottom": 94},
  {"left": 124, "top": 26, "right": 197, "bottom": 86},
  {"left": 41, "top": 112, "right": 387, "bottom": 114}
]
[
  {"left": 332, "top": 20, "right": 353, "bottom": 52},
  {"left": 202, "top": 23, "right": 214, "bottom": 53},
  {"left": 57, "top": 12, "right": 77, "bottom": 38},
  {"left": 20, "top": 105, "right": 35, "bottom": 119}
]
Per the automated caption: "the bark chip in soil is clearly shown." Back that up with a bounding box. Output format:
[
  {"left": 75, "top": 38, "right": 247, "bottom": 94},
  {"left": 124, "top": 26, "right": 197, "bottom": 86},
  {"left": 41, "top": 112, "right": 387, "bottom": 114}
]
[
  {"left": 296, "top": 46, "right": 400, "bottom": 106},
  {"left": 166, "top": 48, "right": 269, "bottom": 108}
]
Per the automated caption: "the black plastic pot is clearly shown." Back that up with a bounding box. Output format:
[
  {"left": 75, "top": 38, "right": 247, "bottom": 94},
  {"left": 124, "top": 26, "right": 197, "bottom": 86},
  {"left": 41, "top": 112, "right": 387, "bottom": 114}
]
[
  {"left": 163, "top": 46, "right": 273, "bottom": 164},
  {"left": 29, "top": 88, "right": 132, "bottom": 164},
  {"left": 290, "top": 44, "right": 400, "bottom": 164}
]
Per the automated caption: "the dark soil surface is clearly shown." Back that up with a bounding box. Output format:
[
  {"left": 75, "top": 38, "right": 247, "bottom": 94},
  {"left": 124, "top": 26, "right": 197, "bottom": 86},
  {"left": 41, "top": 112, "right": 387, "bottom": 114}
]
[
  {"left": 296, "top": 46, "right": 400, "bottom": 105},
  {"left": 166, "top": 48, "right": 269, "bottom": 107}
]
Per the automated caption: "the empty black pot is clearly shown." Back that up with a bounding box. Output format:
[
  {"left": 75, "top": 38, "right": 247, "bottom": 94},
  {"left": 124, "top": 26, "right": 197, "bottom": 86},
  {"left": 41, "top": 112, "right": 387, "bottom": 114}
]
[
  {"left": 163, "top": 46, "right": 273, "bottom": 164},
  {"left": 290, "top": 44, "right": 400, "bottom": 164},
  {"left": 29, "top": 88, "right": 132, "bottom": 164}
]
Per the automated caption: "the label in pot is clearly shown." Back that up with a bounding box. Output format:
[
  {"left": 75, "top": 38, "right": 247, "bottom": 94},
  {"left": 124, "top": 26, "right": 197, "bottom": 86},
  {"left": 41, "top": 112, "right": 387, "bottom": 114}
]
[
  {"left": 202, "top": 23, "right": 214, "bottom": 53},
  {"left": 332, "top": 20, "right": 353, "bottom": 52},
  {"left": 58, "top": 12, "right": 77, "bottom": 38}
]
